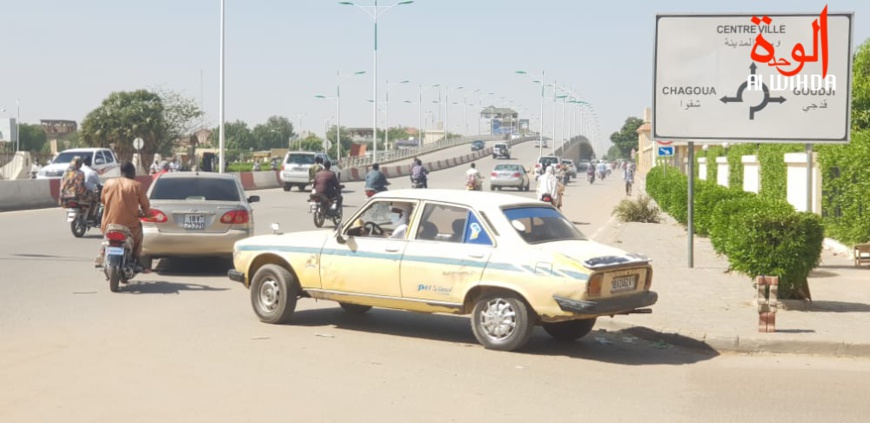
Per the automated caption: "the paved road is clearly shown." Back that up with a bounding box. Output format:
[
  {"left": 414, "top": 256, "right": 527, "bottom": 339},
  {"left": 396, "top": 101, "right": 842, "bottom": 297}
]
[{"left": 2, "top": 142, "right": 870, "bottom": 422}]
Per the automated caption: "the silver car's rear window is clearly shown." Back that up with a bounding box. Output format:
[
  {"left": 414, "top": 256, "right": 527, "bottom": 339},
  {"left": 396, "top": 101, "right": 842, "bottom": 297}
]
[
  {"left": 285, "top": 154, "right": 315, "bottom": 165},
  {"left": 494, "top": 164, "right": 520, "bottom": 171},
  {"left": 502, "top": 207, "right": 586, "bottom": 244},
  {"left": 150, "top": 178, "right": 241, "bottom": 201}
]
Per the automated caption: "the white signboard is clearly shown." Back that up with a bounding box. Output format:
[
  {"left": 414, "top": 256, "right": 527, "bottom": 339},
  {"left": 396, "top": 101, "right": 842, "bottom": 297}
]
[
  {"left": 654, "top": 8, "right": 853, "bottom": 143},
  {"left": 0, "top": 118, "right": 16, "bottom": 143}
]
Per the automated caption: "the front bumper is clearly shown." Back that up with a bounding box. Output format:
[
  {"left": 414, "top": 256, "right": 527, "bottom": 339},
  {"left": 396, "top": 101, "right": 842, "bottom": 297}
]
[
  {"left": 228, "top": 269, "right": 245, "bottom": 283},
  {"left": 554, "top": 291, "right": 658, "bottom": 316}
]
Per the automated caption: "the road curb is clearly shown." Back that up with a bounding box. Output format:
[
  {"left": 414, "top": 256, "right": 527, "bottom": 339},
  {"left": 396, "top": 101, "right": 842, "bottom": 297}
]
[{"left": 596, "top": 319, "right": 870, "bottom": 357}]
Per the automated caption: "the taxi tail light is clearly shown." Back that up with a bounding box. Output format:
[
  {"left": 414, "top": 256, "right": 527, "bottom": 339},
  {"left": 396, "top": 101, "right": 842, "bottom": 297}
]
[
  {"left": 491, "top": 172, "right": 498, "bottom": 177},
  {"left": 221, "top": 210, "right": 249, "bottom": 224},
  {"left": 141, "top": 209, "right": 168, "bottom": 223},
  {"left": 644, "top": 268, "right": 653, "bottom": 291},
  {"left": 587, "top": 274, "right": 603, "bottom": 297}
]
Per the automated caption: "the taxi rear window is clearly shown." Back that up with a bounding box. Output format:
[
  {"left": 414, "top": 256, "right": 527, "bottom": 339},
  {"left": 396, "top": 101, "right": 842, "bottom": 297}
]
[{"left": 502, "top": 207, "right": 586, "bottom": 244}]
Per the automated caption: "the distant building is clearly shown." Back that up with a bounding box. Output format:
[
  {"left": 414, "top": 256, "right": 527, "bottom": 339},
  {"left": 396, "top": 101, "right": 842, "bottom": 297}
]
[{"left": 480, "top": 106, "right": 519, "bottom": 135}]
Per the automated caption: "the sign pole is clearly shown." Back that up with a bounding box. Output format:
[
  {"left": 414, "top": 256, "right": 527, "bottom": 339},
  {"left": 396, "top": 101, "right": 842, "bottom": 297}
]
[
  {"left": 806, "top": 143, "right": 813, "bottom": 213},
  {"left": 687, "top": 141, "right": 695, "bottom": 268}
]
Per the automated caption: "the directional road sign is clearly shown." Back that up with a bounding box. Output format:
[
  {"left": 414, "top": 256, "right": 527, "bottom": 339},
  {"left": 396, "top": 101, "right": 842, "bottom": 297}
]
[
  {"left": 653, "top": 9, "right": 853, "bottom": 144},
  {"left": 657, "top": 146, "right": 675, "bottom": 156}
]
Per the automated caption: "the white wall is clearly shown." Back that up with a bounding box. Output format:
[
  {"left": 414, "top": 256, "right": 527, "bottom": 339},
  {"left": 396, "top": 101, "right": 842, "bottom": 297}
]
[
  {"left": 716, "top": 157, "right": 729, "bottom": 187},
  {"left": 742, "top": 155, "right": 760, "bottom": 194},
  {"left": 698, "top": 157, "right": 707, "bottom": 181},
  {"left": 785, "top": 152, "right": 821, "bottom": 214}
]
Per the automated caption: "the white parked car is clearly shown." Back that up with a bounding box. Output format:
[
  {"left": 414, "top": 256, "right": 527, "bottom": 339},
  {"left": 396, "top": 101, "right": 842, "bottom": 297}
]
[
  {"left": 37, "top": 148, "right": 119, "bottom": 179},
  {"left": 280, "top": 152, "right": 342, "bottom": 192}
]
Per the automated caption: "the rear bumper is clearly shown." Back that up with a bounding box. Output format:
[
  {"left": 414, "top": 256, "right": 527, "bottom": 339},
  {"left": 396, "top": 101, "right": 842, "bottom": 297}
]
[
  {"left": 554, "top": 291, "right": 658, "bottom": 316},
  {"left": 490, "top": 178, "right": 524, "bottom": 188},
  {"left": 142, "top": 228, "right": 251, "bottom": 257},
  {"left": 280, "top": 172, "right": 309, "bottom": 184},
  {"left": 228, "top": 269, "right": 246, "bottom": 283}
]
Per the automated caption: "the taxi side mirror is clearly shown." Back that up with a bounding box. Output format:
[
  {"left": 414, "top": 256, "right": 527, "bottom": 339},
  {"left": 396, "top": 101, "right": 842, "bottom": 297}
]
[{"left": 336, "top": 230, "right": 347, "bottom": 245}]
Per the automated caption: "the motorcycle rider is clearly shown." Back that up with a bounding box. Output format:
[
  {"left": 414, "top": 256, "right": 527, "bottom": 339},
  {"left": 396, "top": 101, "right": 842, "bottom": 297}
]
[
  {"left": 308, "top": 156, "right": 324, "bottom": 184},
  {"left": 596, "top": 161, "right": 607, "bottom": 180},
  {"left": 60, "top": 157, "right": 88, "bottom": 205},
  {"left": 536, "top": 165, "right": 559, "bottom": 207},
  {"left": 313, "top": 160, "right": 342, "bottom": 212},
  {"left": 80, "top": 156, "right": 102, "bottom": 221},
  {"left": 98, "top": 161, "right": 151, "bottom": 272},
  {"left": 365, "top": 163, "right": 389, "bottom": 193},
  {"left": 586, "top": 163, "right": 596, "bottom": 183},
  {"left": 410, "top": 158, "right": 428, "bottom": 188},
  {"left": 465, "top": 162, "right": 482, "bottom": 190}
]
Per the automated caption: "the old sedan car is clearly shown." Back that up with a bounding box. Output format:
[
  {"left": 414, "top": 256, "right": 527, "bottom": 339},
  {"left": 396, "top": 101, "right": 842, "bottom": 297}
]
[
  {"left": 141, "top": 172, "right": 258, "bottom": 269},
  {"left": 489, "top": 163, "right": 530, "bottom": 191},
  {"left": 470, "top": 140, "right": 486, "bottom": 151},
  {"left": 228, "top": 190, "right": 656, "bottom": 351}
]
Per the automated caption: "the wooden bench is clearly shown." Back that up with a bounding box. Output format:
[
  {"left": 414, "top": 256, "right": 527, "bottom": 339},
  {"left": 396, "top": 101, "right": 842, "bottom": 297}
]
[{"left": 855, "top": 243, "right": 870, "bottom": 267}]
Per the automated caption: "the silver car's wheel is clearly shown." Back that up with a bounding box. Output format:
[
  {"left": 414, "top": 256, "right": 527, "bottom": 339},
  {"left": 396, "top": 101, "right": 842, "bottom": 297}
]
[
  {"left": 250, "top": 264, "right": 298, "bottom": 324},
  {"left": 471, "top": 292, "right": 536, "bottom": 351}
]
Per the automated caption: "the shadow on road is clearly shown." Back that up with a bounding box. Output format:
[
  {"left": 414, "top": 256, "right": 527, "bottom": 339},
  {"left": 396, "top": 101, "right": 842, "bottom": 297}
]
[
  {"left": 290, "top": 307, "right": 716, "bottom": 365},
  {"left": 155, "top": 257, "right": 233, "bottom": 277},
  {"left": 123, "top": 281, "right": 229, "bottom": 295},
  {"left": 7, "top": 253, "right": 92, "bottom": 263}
]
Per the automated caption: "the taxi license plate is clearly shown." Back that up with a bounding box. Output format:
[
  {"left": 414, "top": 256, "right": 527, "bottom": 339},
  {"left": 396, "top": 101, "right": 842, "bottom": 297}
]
[
  {"left": 611, "top": 275, "right": 637, "bottom": 293},
  {"left": 106, "top": 247, "right": 125, "bottom": 256},
  {"left": 184, "top": 214, "right": 206, "bottom": 230}
]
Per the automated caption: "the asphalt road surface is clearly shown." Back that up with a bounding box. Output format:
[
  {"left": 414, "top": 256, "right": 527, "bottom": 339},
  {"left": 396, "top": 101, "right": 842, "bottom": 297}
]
[{"left": 2, "top": 141, "right": 869, "bottom": 422}]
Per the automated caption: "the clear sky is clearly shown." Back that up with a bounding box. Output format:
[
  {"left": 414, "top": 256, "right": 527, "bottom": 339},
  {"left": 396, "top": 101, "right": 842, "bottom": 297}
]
[{"left": 2, "top": 0, "right": 868, "bottom": 154}]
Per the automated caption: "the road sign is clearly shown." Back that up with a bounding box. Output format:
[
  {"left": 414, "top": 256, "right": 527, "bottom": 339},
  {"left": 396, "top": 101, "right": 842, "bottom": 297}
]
[
  {"left": 653, "top": 9, "right": 853, "bottom": 144},
  {"left": 133, "top": 137, "right": 144, "bottom": 151},
  {"left": 657, "top": 146, "right": 675, "bottom": 156}
]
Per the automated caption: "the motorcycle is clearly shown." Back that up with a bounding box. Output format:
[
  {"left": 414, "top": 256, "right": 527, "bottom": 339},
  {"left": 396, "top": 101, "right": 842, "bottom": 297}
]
[
  {"left": 103, "top": 224, "right": 139, "bottom": 293},
  {"left": 62, "top": 187, "right": 103, "bottom": 238},
  {"left": 309, "top": 187, "right": 344, "bottom": 228},
  {"left": 466, "top": 180, "right": 483, "bottom": 191},
  {"left": 540, "top": 193, "right": 557, "bottom": 207},
  {"left": 365, "top": 181, "right": 390, "bottom": 198},
  {"left": 587, "top": 169, "right": 596, "bottom": 184},
  {"left": 411, "top": 178, "right": 426, "bottom": 189},
  {"left": 598, "top": 169, "right": 607, "bottom": 180}
]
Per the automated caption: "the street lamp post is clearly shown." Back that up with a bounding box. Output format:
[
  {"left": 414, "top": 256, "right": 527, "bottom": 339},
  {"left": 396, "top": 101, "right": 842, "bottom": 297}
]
[
  {"left": 340, "top": 0, "right": 414, "bottom": 164},
  {"left": 296, "top": 113, "right": 306, "bottom": 149},
  {"left": 515, "top": 70, "right": 546, "bottom": 158},
  {"left": 384, "top": 79, "right": 409, "bottom": 150},
  {"left": 218, "top": 0, "right": 226, "bottom": 173}
]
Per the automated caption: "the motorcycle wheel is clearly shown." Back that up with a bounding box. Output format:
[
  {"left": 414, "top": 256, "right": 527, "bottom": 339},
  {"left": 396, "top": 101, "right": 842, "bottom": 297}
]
[
  {"left": 108, "top": 266, "right": 121, "bottom": 293},
  {"left": 71, "top": 216, "right": 86, "bottom": 238},
  {"left": 313, "top": 209, "right": 325, "bottom": 228}
]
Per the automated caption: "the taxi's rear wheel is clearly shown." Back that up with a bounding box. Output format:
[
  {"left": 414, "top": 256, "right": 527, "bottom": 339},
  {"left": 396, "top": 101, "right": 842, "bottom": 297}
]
[
  {"left": 250, "top": 264, "right": 298, "bottom": 324},
  {"left": 471, "top": 292, "right": 536, "bottom": 351},
  {"left": 339, "top": 302, "right": 372, "bottom": 314},
  {"left": 542, "top": 318, "right": 597, "bottom": 342}
]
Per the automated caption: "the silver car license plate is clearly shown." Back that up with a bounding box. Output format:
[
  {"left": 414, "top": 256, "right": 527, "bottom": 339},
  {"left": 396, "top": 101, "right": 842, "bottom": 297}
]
[
  {"left": 184, "top": 214, "right": 206, "bottom": 230},
  {"left": 106, "top": 247, "right": 125, "bottom": 256},
  {"left": 610, "top": 275, "right": 638, "bottom": 293}
]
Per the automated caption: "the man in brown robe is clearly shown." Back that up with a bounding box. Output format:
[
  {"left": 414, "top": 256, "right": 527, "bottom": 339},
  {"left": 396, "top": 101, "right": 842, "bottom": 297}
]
[{"left": 99, "top": 161, "right": 151, "bottom": 270}]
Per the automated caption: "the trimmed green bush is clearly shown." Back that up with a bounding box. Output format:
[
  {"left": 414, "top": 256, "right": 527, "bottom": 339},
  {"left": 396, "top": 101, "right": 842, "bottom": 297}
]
[
  {"left": 727, "top": 202, "right": 823, "bottom": 300},
  {"left": 613, "top": 194, "right": 661, "bottom": 223},
  {"left": 817, "top": 130, "right": 870, "bottom": 245},
  {"left": 694, "top": 180, "right": 754, "bottom": 237},
  {"left": 758, "top": 144, "right": 804, "bottom": 202},
  {"left": 726, "top": 143, "right": 757, "bottom": 190}
]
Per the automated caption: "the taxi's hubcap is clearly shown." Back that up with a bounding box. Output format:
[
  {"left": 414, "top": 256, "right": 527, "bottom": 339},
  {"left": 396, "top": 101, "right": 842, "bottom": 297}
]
[
  {"left": 480, "top": 298, "right": 517, "bottom": 340},
  {"left": 258, "top": 278, "right": 281, "bottom": 312}
]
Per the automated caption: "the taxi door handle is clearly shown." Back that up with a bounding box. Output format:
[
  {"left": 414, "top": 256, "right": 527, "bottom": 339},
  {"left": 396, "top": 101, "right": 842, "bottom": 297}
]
[
  {"left": 385, "top": 247, "right": 401, "bottom": 253},
  {"left": 468, "top": 253, "right": 485, "bottom": 259}
]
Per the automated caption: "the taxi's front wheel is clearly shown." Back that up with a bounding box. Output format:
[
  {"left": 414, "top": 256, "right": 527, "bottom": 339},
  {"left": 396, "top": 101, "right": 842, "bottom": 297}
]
[
  {"left": 251, "top": 264, "right": 299, "bottom": 324},
  {"left": 471, "top": 292, "right": 536, "bottom": 351}
]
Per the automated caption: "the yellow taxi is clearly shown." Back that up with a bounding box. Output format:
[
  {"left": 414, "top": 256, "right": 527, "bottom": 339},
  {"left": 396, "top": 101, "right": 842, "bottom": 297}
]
[{"left": 228, "top": 189, "right": 656, "bottom": 351}]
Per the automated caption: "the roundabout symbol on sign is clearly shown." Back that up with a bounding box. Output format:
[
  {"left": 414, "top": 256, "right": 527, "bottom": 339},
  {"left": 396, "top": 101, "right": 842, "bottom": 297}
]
[{"left": 720, "top": 63, "right": 787, "bottom": 120}]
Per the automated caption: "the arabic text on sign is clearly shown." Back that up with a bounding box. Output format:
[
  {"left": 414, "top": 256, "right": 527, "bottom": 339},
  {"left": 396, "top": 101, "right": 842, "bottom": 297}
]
[{"left": 749, "top": 6, "right": 829, "bottom": 78}]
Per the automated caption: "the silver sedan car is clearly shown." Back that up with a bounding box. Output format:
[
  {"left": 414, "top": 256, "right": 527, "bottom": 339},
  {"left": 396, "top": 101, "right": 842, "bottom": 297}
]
[
  {"left": 489, "top": 163, "right": 530, "bottom": 191},
  {"left": 141, "top": 172, "right": 258, "bottom": 267}
]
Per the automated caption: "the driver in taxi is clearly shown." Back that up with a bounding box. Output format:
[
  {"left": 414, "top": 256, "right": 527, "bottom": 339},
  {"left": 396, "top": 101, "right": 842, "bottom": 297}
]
[{"left": 388, "top": 203, "right": 413, "bottom": 239}]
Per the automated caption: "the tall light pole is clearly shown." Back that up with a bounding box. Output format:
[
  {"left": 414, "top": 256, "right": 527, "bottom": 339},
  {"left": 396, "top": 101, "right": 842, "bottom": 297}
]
[
  {"left": 340, "top": 0, "right": 414, "bottom": 163},
  {"left": 296, "top": 113, "right": 306, "bottom": 149},
  {"left": 218, "top": 0, "right": 226, "bottom": 173},
  {"left": 443, "top": 85, "right": 463, "bottom": 139},
  {"left": 318, "top": 70, "right": 365, "bottom": 161},
  {"left": 14, "top": 99, "right": 20, "bottom": 152},
  {"left": 515, "top": 70, "right": 546, "bottom": 158},
  {"left": 384, "top": 79, "right": 409, "bottom": 150}
]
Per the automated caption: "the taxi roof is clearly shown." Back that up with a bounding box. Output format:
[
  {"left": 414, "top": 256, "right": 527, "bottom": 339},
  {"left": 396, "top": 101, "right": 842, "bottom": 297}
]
[{"left": 372, "top": 189, "right": 543, "bottom": 211}]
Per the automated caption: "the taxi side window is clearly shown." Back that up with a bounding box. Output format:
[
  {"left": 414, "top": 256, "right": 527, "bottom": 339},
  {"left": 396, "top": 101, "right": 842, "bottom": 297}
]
[{"left": 416, "top": 204, "right": 466, "bottom": 243}]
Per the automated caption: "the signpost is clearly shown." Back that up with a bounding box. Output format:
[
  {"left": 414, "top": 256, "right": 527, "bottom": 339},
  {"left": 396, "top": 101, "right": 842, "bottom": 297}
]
[
  {"left": 133, "top": 138, "right": 144, "bottom": 151},
  {"left": 653, "top": 8, "right": 853, "bottom": 268}
]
